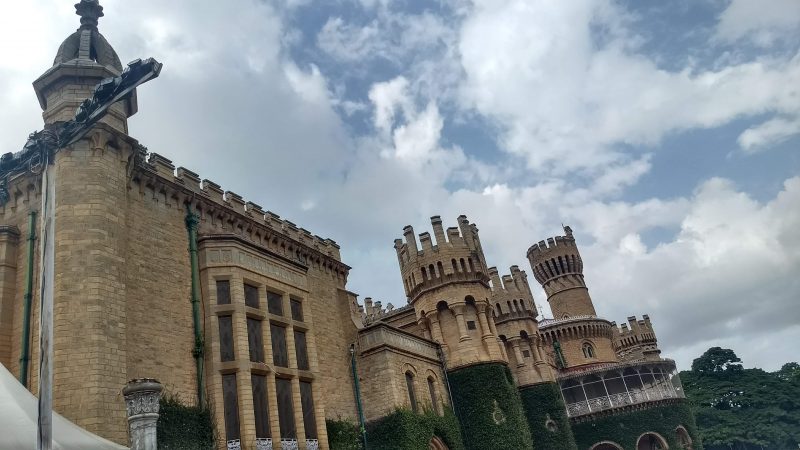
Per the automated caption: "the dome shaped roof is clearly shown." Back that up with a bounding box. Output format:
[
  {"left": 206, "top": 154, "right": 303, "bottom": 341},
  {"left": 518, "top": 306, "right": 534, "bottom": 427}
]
[{"left": 52, "top": 0, "right": 122, "bottom": 72}]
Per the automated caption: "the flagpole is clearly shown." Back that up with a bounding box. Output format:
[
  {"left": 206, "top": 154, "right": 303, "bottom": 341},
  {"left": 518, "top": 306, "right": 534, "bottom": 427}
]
[{"left": 37, "top": 158, "right": 55, "bottom": 450}]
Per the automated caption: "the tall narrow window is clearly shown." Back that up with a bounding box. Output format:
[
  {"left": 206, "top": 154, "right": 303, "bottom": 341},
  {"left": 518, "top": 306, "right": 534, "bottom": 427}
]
[
  {"left": 294, "top": 330, "right": 310, "bottom": 370},
  {"left": 427, "top": 377, "right": 438, "bottom": 413},
  {"left": 216, "top": 280, "right": 231, "bottom": 305},
  {"left": 244, "top": 284, "right": 260, "bottom": 308},
  {"left": 405, "top": 371, "right": 418, "bottom": 412},
  {"left": 218, "top": 315, "right": 235, "bottom": 362},
  {"left": 290, "top": 299, "right": 304, "bottom": 322},
  {"left": 251, "top": 374, "right": 270, "bottom": 439},
  {"left": 267, "top": 291, "right": 283, "bottom": 316},
  {"left": 300, "top": 381, "right": 317, "bottom": 439},
  {"left": 271, "top": 324, "right": 288, "bottom": 367},
  {"left": 276, "top": 378, "right": 296, "bottom": 439},
  {"left": 222, "top": 374, "right": 240, "bottom": 441},
  {"left": 247, "top": 317, "right": 264, "bottom": 363}
]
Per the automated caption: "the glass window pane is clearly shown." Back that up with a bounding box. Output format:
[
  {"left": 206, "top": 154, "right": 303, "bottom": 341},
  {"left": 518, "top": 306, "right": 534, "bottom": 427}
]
[
  {"left": 276, "top": 378, "right": 296, "bottom": 439},
  {"left": 268, "top": 291, "right": 283, "bottom": 316},
  {"left": 251, "top": 374, "right": 270, "bottom": 438},
  {"left": 247, "top": 318, "right": 264, "bottom": 363},
  {"left": 290, "top": 299, "right": 303, "bottom": 322},
  {"left": 218, "top": 316, "right": 235, "bottom": 362},
  {"left": 222, "top": 374, "right": 240, "bottom": 440},
  {"left": 294, "top": 330, "right": 309, "bottom": 370},
  {"left": 271, "top": 324, "right": 288, "bottom": 367},
  {"left": 216, "top": 280, "right": 231, "bottom": 305},
  {"left": 244, "top": 284, "right": 260, "bottom": 308},
  {"left": 300, "top": 381, "right": 317, "bottom": 439}
]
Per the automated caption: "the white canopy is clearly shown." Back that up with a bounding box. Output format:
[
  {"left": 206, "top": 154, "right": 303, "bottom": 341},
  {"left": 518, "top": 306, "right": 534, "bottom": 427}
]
[{"left": 0, "top": 363, "right": 128, "bottom": 450}]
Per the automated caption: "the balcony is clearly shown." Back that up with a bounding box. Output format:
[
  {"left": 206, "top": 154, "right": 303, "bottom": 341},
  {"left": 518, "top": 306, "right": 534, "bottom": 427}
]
[{"left": 559, "top": 360, "right": 685, "bottom": 418}]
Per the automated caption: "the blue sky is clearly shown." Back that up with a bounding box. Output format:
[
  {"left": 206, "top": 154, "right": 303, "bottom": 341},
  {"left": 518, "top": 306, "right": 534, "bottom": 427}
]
[{"left": 0, "top": 0, "right": 798, "bottom": 371}]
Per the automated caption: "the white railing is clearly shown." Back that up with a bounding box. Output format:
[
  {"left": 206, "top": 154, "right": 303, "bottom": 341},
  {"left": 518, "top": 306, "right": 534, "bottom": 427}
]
[
  {"left": 255, "top": 438, "right": 273, "bottom": 450},
  {"left": 306, "top": 439, "right": 320, "bottom": 450},
  {"left": 226, "top": 440, "right": 242, "bottom": 450},
  {"left": 280, "top": 439, "right": 299, "bottom": 450},
  {"left": 565, "top": 386, "right": 680, "bottom": 417}
]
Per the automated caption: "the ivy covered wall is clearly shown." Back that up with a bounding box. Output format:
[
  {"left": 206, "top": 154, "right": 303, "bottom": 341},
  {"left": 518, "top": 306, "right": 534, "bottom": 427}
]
[
  {"left": 570, "top": 400, "right": 702, "bottom": 450},
  {"left": 448, "top": 363, "right": 533, "bottom": 450},
  {"left": 364, "top": 408, "right": 464, "bottom": 450},
  {"left": 156, "top": 395, "right": 216, "bottom": 450},
  {"left": 520, "top": 382, "right": 577, "bottom": 450}
]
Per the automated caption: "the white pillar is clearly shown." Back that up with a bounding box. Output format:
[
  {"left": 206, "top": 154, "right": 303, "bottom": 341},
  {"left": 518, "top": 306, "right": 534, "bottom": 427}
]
[{"left": 123, "top": 379, "right": 163, "bottom": 450}]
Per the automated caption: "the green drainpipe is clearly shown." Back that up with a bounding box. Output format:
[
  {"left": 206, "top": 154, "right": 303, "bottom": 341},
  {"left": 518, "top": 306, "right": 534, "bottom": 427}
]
[
  {"left": 185, "top": 204, "right": 205, "bottom": 408},
  {"left": 350, "top": 343, "right": 368, "bottom": 449},
  {"left": 19, "top": 211, "right": 36, "bottom": 387}
]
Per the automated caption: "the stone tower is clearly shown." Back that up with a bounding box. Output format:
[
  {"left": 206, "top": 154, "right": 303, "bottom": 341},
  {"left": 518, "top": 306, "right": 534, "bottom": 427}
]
[
  {"left": 395, "top": 216, "right": 534, "bottom": 449},
  {"left": 527, "top": 225, "right": 596, "bottom": 319},
  {"left": 31, "top": 0, "right": 139, "bottom": 442}
]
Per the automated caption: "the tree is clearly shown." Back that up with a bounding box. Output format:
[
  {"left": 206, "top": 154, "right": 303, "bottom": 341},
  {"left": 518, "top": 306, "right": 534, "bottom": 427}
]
[
  {"left": 690, "top": 347, "right": 743, "bottom": 374},
  {"left": 680, "top": 347, "right": 800, "bottom": 450}
]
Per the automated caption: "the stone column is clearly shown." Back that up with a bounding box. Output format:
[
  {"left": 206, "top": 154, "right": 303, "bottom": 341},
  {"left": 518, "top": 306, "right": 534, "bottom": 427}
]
[
  {"left": 123, "top": 379, "right": 163, "bottom": 450},
  {"left": 450, "top": 304, "right": 470, "bottom": 342}
]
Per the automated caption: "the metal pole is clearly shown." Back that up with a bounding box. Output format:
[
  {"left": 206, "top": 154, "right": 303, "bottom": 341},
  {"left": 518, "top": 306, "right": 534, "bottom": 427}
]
[
  {"left": 37, "top": 162, "right": 55, "bottom": 450},
  {"left": 19, "top": 210, "right": 37, "bottom": 387},
  {"left": 350, "top": 344, "right": 368, "bottom": 449}
]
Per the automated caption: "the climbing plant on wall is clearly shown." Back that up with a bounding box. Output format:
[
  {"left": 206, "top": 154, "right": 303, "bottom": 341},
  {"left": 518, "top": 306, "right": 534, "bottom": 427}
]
[
  {"left": 519, "top": 382, "right": 577, "bottom": 450},
  {"left": 365, "top": 408, "right": 464, "bottom": 450},
  {"left": 157, "top": 394, "right": 216, "bottom": 450}
]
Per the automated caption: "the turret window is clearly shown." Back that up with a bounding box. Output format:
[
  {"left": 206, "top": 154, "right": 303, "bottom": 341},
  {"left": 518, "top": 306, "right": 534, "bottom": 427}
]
[{"left": 582, "top": 342, "right": 595, "bottom": 359}]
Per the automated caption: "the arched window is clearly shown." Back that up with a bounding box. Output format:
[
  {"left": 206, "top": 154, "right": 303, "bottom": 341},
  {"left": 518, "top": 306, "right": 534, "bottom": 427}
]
[
  {"left": 496, "top": 303, "right": 502, "bottom": 315},
  {"left": 451, "top": 259, "right": 458, "bottom": 273},
  {"left": 459, "top": 258, "right": 466, "bottom": 273},
  {"left": 467, "top": 258, "right": 475, "bottom": 272},
  {"left": 582, "top": 342, "right": 595, "bottom": 359},
  {"left": 421, "top": 267, "right": 428, "bottom": 281},
  {"left": 513, "top": 299, "right": 520, "bottom": 311},
  {"left": 405, "top": 371, "right": 418, "bottom": 412},
  {"left": 675, "top": 426, "right": 693, "bottom": 450},
  {"left": 637, "top": 432, "right": 668, "bottom": 450},
  {"left": 428, "top": 264, "right": 436, "bottom": 278},
  {"left": 427, "top": 377, "right": 438, "bottom": 414},
  {"left": 437, "top": 261, "right": 444, "bottom": 278}
]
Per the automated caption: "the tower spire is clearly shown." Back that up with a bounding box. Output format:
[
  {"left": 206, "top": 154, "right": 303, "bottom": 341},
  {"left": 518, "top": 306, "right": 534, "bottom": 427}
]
[{"left": 75, "top": 0, "right": 104, "bottom": 30}]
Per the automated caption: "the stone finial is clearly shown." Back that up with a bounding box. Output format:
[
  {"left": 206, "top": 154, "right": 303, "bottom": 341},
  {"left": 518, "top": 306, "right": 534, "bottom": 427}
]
[
  {"left": 75, "top": 0, "right": 104, "bottom": 29},
  {"left": 123, "top": 378, "right": 163, "bottom": 450}
]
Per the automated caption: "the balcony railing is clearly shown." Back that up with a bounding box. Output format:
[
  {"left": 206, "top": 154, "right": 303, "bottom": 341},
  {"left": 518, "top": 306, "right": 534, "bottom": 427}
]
[
  {"left": 255, "top": 438, "right": 273, "bottom": 450},
  {"left": 565, "top": 384, "right": 681, "bottom": 417}
]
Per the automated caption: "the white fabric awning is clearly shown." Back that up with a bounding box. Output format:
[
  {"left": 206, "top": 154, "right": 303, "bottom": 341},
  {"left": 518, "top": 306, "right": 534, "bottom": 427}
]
[{"left": 0, "top": 363, "right": 128, "bottom": 450}]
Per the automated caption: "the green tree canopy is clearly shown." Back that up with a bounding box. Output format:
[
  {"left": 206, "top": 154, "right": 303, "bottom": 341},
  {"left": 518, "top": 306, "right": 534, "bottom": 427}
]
[{"left": 680, "top": 347, "right": 800, "bottom": 450}]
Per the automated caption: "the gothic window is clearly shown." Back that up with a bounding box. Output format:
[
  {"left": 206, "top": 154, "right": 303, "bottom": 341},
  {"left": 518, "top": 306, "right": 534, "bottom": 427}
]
[
  {"left": 222, "top": 374, "right": 240, "bottom": 441},
  {"left": 247, "top": 317, "right": 264, "bottom": 363},
  {"left": 427, "top": 377, "right": 438, "bottom": 413},
  {"left": 251, "top": 374, "right": 270, "bottom": 439},
  {"left": 267, "top": 291, "right": 283, "bottom": 316},
  {"left": 218, "top": 315, "right": 235, "bottom": 362},
  {"left": 582, "top": 342, "right": 595, "bottom": 359},
  {"left": 460, "top": 258, "right": 466, "bottom": 273},
  {"left": 421, "top": 267, "right": 428, "bottom": 281},
  {"left": 467, "top": 257, "right": 474, "bottom": 272},
  {"left": 276, "top": 377, "right": 297, "bottom": 439},
  {"left": 294, "top": 330, "right": 310, "bottom": 370},
  {"left": 271, "top": 324, "right": 288, "bottom": 367},
  {"left": 216, "top": 280, "right": 231, "bottom": 305},
  {"left": 300, "top": 381, "right": 317, "bottom": 439},
  {"left": 405, "top": 371, "right": 418, "bottom": 412},
  {"left": 451, "top": 259, "right": 458, "bottom": 273},
  {"left": 290, "top": 298, "right": 304, "bottom": 321},
  {"left": 244, "top": 283, "right": 260, "bottom": 308},
  {"left": 437, "top": 261, "right": 444, "bottom": 278}
]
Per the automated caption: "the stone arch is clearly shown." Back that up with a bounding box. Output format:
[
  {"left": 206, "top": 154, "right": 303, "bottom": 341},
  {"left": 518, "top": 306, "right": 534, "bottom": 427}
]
[
  {"left": 637, "top": 432, "right": 669, "bottom": 450},
  {"left": 402, "top": 363, "right": 419, "bottom": 412},
  {"left": 675, "top": 426, "right": 693, "bottom": 449},
  {"left": 582, "top": 340, "right": 596, "bottom": 359},
  {"left": 590, "top": 442, "right": 624, "bottom": 450},
  {"left": 429, "top": 436, "right": 449, "bottom": 450}
]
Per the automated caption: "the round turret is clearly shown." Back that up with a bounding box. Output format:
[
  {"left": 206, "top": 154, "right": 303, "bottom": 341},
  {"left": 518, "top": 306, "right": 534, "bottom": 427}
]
[
  {"left": 394, "top": 215, "right": 504, "bottom": 369},
  {"left": 526, "top": 225, "right": 596, "bottom": 318}
]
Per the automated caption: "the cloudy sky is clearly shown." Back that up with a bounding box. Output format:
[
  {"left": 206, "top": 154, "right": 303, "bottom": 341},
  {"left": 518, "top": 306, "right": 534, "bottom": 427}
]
[{"left": 1, "top": 0, "right": 798, "bottom": 371}]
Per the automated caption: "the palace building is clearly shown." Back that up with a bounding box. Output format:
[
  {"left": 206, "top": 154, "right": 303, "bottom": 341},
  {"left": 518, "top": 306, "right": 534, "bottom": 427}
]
[{"left": 0, "top": 2, "right": 700, "bottom": 449}]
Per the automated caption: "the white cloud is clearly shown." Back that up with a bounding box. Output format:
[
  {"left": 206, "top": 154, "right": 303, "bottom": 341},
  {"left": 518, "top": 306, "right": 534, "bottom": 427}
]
[
  {"left": 738, "top": 116, "right": 800, "bottom": 152},
  {"left": 714, "top": 0, "right": 800, "bottom": 46}
]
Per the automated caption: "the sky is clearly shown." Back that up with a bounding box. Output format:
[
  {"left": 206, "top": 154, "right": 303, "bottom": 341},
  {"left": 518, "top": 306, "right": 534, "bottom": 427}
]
[{"left": 0, "top": 0, "right": 798, "bottom": 372}]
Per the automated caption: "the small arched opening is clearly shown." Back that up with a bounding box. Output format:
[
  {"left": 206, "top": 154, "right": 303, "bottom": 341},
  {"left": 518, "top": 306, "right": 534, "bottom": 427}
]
[
  {"left": 582, "top": 341, "right": 595, "bottom": 359},
  {"left": 675, "top": 426, "right": 693, "bottom": 450},
  {"left": 405, "top": 370, "right": 418, "bottom": 413},
  {"left": 590, "top": 442, "right": 623, "bottom": 450},
  {"left": 637, "top": 432, "right": 669, "bottom": 450}
]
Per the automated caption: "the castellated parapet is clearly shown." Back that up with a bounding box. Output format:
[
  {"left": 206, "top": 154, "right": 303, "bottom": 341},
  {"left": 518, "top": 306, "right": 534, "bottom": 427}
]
[
  {"left": 612, "top": 314, "right": 661, "bottom": 362},
  {"left": 489, "top": 266, "right": 556, "bottom": 385},
  {"left": 527, "top": 225, "right": 596, "bottom": 318},
  {"left": 395, "top": 216, "right": 505, "bottom": 369}
]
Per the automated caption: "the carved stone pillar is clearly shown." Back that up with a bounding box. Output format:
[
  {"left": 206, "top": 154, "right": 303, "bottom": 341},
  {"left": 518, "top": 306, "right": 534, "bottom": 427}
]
[
  {"left": 509, "top": 338, "right": 526, "bottom": 368},
  {"left": 451, "top": 304, "right": 470, "bottom": 342},
  {"left": 123, "top": 379, "right": 163, "bottom": 450}
]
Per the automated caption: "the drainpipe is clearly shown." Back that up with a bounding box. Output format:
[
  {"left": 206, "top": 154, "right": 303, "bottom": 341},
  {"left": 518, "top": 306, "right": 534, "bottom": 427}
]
[
  {"left": 184, "top": 204, "right": 205, "bottom": 408},
  {"left": 19, "top": 211, "right": 36, "bottom": 387},
  {"left": 349, "top": 343, "right": 368, "bottom": 450},
  {"left": 436, "top": 345, "right": 455, "bottom": 412}
]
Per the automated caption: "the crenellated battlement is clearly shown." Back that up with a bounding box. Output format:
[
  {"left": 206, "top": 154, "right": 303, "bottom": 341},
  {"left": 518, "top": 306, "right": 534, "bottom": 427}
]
[
  {"left": 394, "top": 215, "right": 489, "bottom": 300},
  {"left": 488, "top": 265, "right": 538, "bottom": 319},
  {"left": 611, "top": 314, "right": 661, "bottom": 361},
  {"left": 527, "top": 225, "right": 584, "bottom": 287},
  {"left": 125, "top": 151, "right": 348, "bottom": 282}
]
